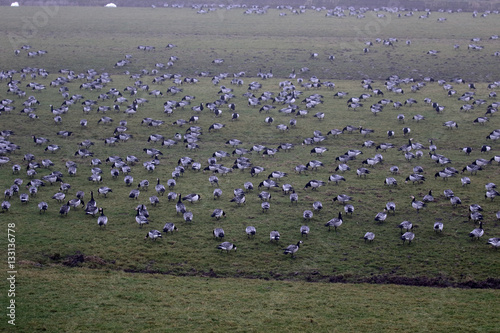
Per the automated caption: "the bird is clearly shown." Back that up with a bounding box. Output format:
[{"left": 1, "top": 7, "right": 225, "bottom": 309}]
[
  {"left": 363, "top": 232, "right": 375, "bottom": 242},
  {"left": 398, "top": 221, "right": 413, "bottom": 234},
  {"left": 303, "top": 210, "right": 313, "bottom": 221},
  {"left": 375, "top": 209, "right": 388, "bottom": 223},
  {"left": 211, "top": 208, "right": 226, "bottom": 220},
  {"left": 135, "top": 210, "right": 149, "bottom": 227},
  {"left": 213, "top": 227, "right": 225, "bottom": 240},
  {"left": 270, "top": 230, "right": 280, "bottom": 242},
  {"left": 300, "top": 225, "right": 310, "bottom": 238},
  {"left": 245, "top": 226, "right": 256, "bottom": 238},
  {"left": 313, "top": 201, "right": 323, "bottom": 212},
  {"left": 423, "top": 190, "right": 434, "bottom": 203},
  {"left": 217, "top": 241, "right": 237, "bottom": 253},
  {"left": 434, "top": 221, "right": 444, "bottom": 232},
  {"left": 163, "top": 222, "right": 178, "bottom": 234},
  {"left": 410, "top": 196, "right": 426, "bottom": 213},
  {"left": 145, "top": 230, "right": 162, "bottom": 241},
  {"left": 182, "top": 193, "right": 201, "bottom": 204},
  {"left": 401, "top": 232, "right": 415, "bottom": 245},
  {"left": 261, "top": 201, "right": 270, "bottom": 213},
  {"left": 38, "top": 201, "right": 48, "bottom": 214},
  {"left": 283, "top": 241, "right": 303, "bottom": 258},
  {"left": 97, "top": 208, "right": 108, "bottom": 227},
  {"left": 175, "top": 195, "right": 186, "bottom": 214},
  {"left": 385, "top": 202, "right": 396, "bottom": 214},
  {"left": 344, "top": 204, "right": 354, "bottom": 215},
  {"left": 59, "top": 202, "right": 71, "bottom": 216},
  {"left": 333, "top": 194, "right": 352, "bottom": 205},
  {"left": 325, "top": 212, "right": 343, "bottom": 232},
  {"left": 486, "top": 238, "right": 500, "bottom": 249},
  {"left": 469, "top": 221, "right": 484, "bottom": 240}
]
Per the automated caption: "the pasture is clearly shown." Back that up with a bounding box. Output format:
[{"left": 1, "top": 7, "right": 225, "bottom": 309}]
[{"left": 1, "top": 5, "right": 500, "bottom": 331}]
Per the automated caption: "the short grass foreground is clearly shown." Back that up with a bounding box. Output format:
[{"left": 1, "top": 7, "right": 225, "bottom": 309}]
[{"left": 9, "top": 266, "right": 500, "bottom": 332}]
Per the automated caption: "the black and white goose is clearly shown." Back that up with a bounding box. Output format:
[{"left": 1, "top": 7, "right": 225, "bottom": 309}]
[
  {"left": 217, "top": 242, "right": 237, "bottom": 253},
  {"left": 410, "top": 196, "right": 426, "bottom": 213},
  {"left": 363, "top": 232, "right": 375, "bottom": 242},
  {"left": 325, "top": 212, "right": 343, "bottom": 232},
  {"left": 245, "top": 226, "right": 256, "bottom": 238},
  {"left": 213, "top": 227, "right": 225, "bottom": 240},
  {"left": 300, "top": 225, "right": 310, "bottom": 238},
  {"left": 401, "top": 232, "right": 415, "bottom": 245},
  {"left": 211, "top": 208, "right": 226, "bottom": 220},
  {"left": 145, "top": 230, "right": 162, "bottom": 241},
  {"left": 333, "top": 194, "right": 352, "bottom": 205},
  {"left": 182, "top": 193, "right": 201, "bottom": 204},
  {"left": 59, "top": 202, "right": 70, "bottom": 216},
  {"left": 486, "top": 238, "right": 500, "bottom": 249},
  {"left": 97, "top": 208, "right": 108, "bottom": 227},
  {"left": 270, "top": 230, "right": 280, "bottom": 242},
  {"left": 175, "top": 195, "right": 186, "bottom": 214},
  {"left": 304, "top": 179, "right": 326, "bottom": 190},
  {"left": 374, "top": 209, "right": 388, "bottom": 223},
  {"left": 163, "top": 222, "right": 178, "bottom": 234},
  {"left": 135, "top": 210, "right": 149, "bottom": 227},
  {"left": 283, "top": 241, "right": 303, "bottom": 258},
  {"left": 434, "top": 221, "right": 444, "bottom": 232},
  {"left": 469, "top": 221, "right": 484, "bottom": 240},
  {"left": 38, "top": 201, "right": 48, "bottom": 213},
  {"left": 398, "top": 221, "right": 413, "bottom": 233}
]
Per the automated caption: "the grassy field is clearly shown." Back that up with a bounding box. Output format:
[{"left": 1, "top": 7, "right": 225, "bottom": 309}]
[{"left": 0, "top": 5, "right": 500, "bottom": 331}]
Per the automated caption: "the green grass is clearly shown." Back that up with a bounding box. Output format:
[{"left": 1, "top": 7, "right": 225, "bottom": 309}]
[
  {"left": 1, "top": 6, "right": 500, "bottom": 331},
  {"left": 5, "top": 266, "right": 499, "bottom": 332}
]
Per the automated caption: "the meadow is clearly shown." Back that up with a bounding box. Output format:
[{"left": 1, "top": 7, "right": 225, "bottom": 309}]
[{"left": 0, "top": 5, "right": 500, "bottom": 331}]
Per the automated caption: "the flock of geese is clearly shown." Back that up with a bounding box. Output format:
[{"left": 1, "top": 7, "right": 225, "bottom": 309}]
[{"left": 1, "top": 8, "right": 500, "bottom": 265}]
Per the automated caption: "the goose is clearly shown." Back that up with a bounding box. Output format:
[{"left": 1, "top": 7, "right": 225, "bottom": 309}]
[
  {"left": 344, "top": 204, "right": 354, "bottom": 216},
  {"left": 167, "top": 179, "right": 176, "bottom": 189},
  {"left": 154, "top": 179, "right": 166, "bottom": 196},
  {"left": 213, "top": 228, "right": 225, "bottom": 240},
  {"left": 182, "top": 193, "right": 201, "bottom": 204},
  {"left": 38, "top": 201, "right": 48, "bottom": 213},
  {"left": 410, "top": 196, "right": 426, "bottom": 213},
  {"left": 289, "top": 190, "right": 298, "bottom": 205},
  {"left": 375, "top": 209, "right": 388, "bottom": 223},
  {"left": 163, "top": 222, "right": 178, "bottom": 234},
  {"left": 328, "top": 174, "right": 346, "bottom": 185},
  {"left": 2, "top": 201, "right": 11, "bottom": 212},
  {"left": 303, "top": 210, "right": 314, "bottom": 221},
  {"left": 335, "top": 164, "right": 351, "bottom": 173},
  {"left": 485, "top": 189, "right": 500, "bottom": 200},
  {"left": 313, "top": 201, "right": 323, "bottom": 212},
  {"left": 124, "top": 175, "right": 134, "bottom": 186},
  {"left": 450, "top": 196, "right": 462, "bottom": 207},
  {"left": 486, "top": 238, "right": 500, "bottom": 249},
  {"left": 384, "top": 177, "right": 397, "bottom": 186},
  {"left": 401, "top": 232, "right": 415, "bottom": 245},
  {"left": 443, "top": 121, "right": 458, "bottom": 129},
  {"left": 213, "top": 188, "right": 222, "bottom": 200},
  {"left": 306, "top": 160, "right": 324, "bottom": 171},
  {"left": 211, "top": 208, "right": 226, "bottom": 220},
  {"left": 270, "top": 230, "right": 281, "bottom": 242},
  {"left": 481, "top": 145, "right": 492, "bottom": 153},
  {"left": 230, "top": 194, "right": 246, "bottom": 206},
  {"left": 20, "top": 193, "right": 29, "bottom": 204},
  {"left": 145, "top": 230, "right": 162, "bottom": 241},
  {"left": 469, "top": 221, "right": 484, "bottom": 240},
  {"left": 98, "top": 186, "right": 112, "bottom": 198},
  {"left": 434, "top": 221, "right": 444, "bottom": 232},
  {"left": 423, "top": 190, "right": 434, "bottom": 203},
  {"left": 209, "top": 176, "right": 219, "bottom": 186},
  {"left": 217, "top": 242, "right": 237, "bottom": 253},
  {"left": 245, "top": 226, "right": 256, "bottom": 238},
  {"left": 135, "top": 209, "right": 149, "bottom": 227},
  {"left": 261, "top": 201, "right": 270, "bottom": 212},
  {"left": 405, "top": 174, "right": 425, "bottom": 184},
  {"left": 304, "top": 179, "right": 326, "bottom": 190},
  {"left": 175, "top": 195, "right": 186, "bottom": 214},
  {"left": 300, "top": 225, "right": 310, "bottom": 238},
  {"left": 398, "top": 221, "right": 413, "bottom": 233},
  {"left": 129, "top": 189, "right": 140, "bottom": 200},
  {"left": 59, "top": 202, "right": 70, "bottom": 216},
  {"left": 283, "top": 241, "right": 303, "bottom": 258},
  {"left": 97, "top": 208, "right": 108, "bottom": 227},
  {"left": 357, "top": 168, "right": 371, "bottom": 178},
  {"left": 325, "top": 212, "right": 343, "bottom": 231},
  {"left": 333, "top": 194, "right": 352, "bottom": 205}
]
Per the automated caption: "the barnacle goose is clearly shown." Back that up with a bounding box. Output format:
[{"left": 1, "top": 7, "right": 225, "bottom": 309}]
[
  {"left": 375, "top": 209, "right": 388, "bottom": 223},
  {"left": 300, "top": 225, "right": 310, "bottom": 238},
  {"left": 245, "top": 226, "right": 256, "bottom": 238},
  {"left": 145, "top": 230, "right": 162, "bottom": 240},
  {"left": 486, "top": 238, "right": 500, "bottom": 249},
  {"left": 2, "top": 201, "right": 11, "bottom": 212},
  {"left": 410, "top": 196, "right": 426, "bottom": 213},
  {"left": 270, "top": 230, "right": 280, "bottom": 242},
  {"left": 398, "top": 221, "right": 413, "bottom": 233},
  {"left": 434, "top": 221, "right": 444, "bottom": 232},
  {"left": 135, "top": 210, "right": 149, "bottom": 227},
  {"left": 333, "top": 194, "right": 352, "bottom": 205},
  {"left": 163, "top": 222, "right": 178, "bottom": 234},
  {"left": 217, "top": 242, "right": 237, "bottom": 253},
  {"left": 211, "top": 208, "right": 226, "bottom": 220},
  {"left": 283, "top": 241, "right": 303, "bottom": 258},
  {"left": 363, "top": 232, "right": 375, "bottom": 243},
  {"left": 469, "top": 221, "right": 484, "bottom": 240},
  {"left": 38, "top": 201, "right": 48, "bottom": 213},
  {"left": 325, "top": 212, "right": 343, "bottom": 232},
  {"left": 401, "top": 232, "right": 415, "bottom": 245},
  {"left": 303, "top": 210, "right": 314, "bottom": 221},
  {"left": 59, "top": 202, "right": 70, "bottom": 216},
  {"left": 97, "top": 208, "right": 108, "bottom": 227},
  {"left": 213, "top": 227, "right": 225, "bottom": 240}
]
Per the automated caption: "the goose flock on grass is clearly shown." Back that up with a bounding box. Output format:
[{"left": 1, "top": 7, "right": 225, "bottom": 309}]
[{"left": 1, "top": 7, "right": 500, "bottom": 265}]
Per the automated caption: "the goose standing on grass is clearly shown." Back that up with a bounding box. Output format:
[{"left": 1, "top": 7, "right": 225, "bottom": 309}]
[
  {"left": 211, "top": 208, "right": 226, "bottom": 220},
  {"left": 38, "top": 201, "right": 48, "bottom": 213},
  {"left": 135, "top": 210, "right": 149, "bottom": 227},
  {"left": 97, "top": 208, "right": 108, "bottom": 227},
  {"left": 245, "top": 226, "right": 256, "bottom": 238},
  {"left": 283, "top": 241, "right": 303, "bottom": 258},
  {"left": 325, "top": 212, "right": 343, "bottom": 232},
  {"left": 398, "top": 221, "right": 413, "bottom": 233},
  {"left": 270, "top": 230, "right": 280, "bottom": 242},
  {"left": 213, "top": 227, "right": 225, "bottom": 240},
  {"left": 145, "top": 230, "right": 162, "bottom": 241},
  {"left": 344, "top": 204, "right": 354, "bottom": 216},
  {"left": 163, "top": 222, "right": 178, "bottom": 234},
  {"left": 469, "top": 221, "right": 484, "bottom": 240},
  {"left": 401, "top": 232, "right": 415, "bottom": 245},
  {"left": 375, "top": 209, "right": 388, "bottom": 223},
  {"left": 183, "top": 211, "right": 193, "bottom": 222},
  {"left": 176, "top": 194, "right": 186, "bottom": 214},
  {"left": 303, "top": 210, "right": 314, "bottom": 221},
  {"left": 486, "top": 238, "right": 500, "bottom": 249},
  {"left": 2, "top": 201, "right": 11, "bottom": 212},
  {"left": 410, "top": 196, "right": 426, "bottom": 213},
  {"left": 434, "top": 221, "right": 444, "bottom": 232},
  {"left": 363, "top": 232, "right": 375, "bottom": 242},
  {"left": 217, "top": 241, "right": 237, "bottom": 253},
  {"left": 59, "top": 202, "right": 70, "bottom": 216},
  {"left": 300, "top": 225, "right": 310, "bottom": 238}
]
